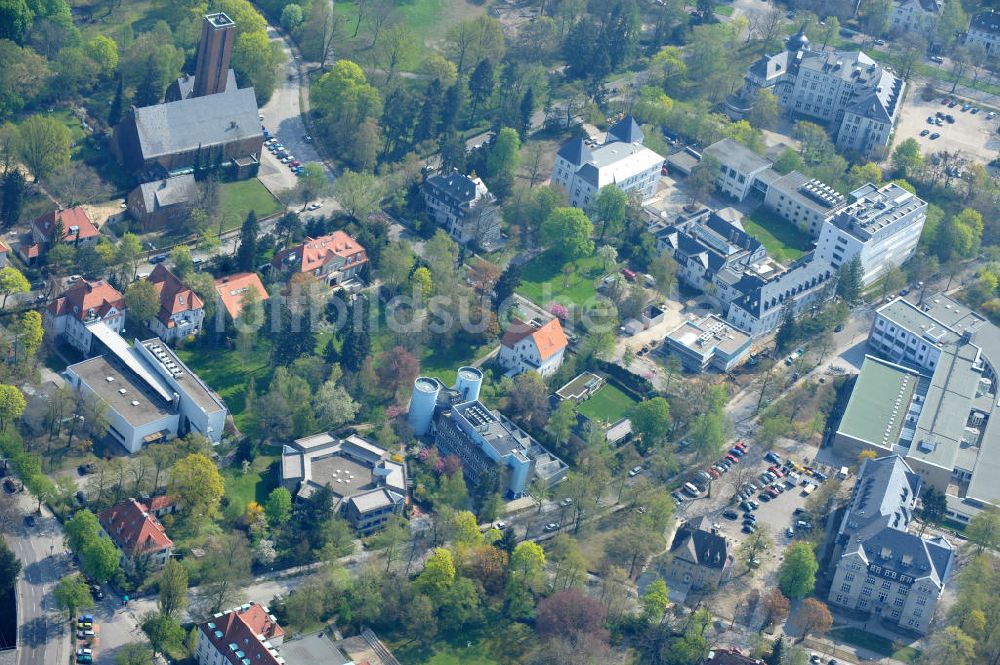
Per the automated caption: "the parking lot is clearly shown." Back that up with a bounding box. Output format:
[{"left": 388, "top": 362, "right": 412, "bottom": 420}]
[{"left": 896, "top": 93, "right": 1000, "bottom": 165}]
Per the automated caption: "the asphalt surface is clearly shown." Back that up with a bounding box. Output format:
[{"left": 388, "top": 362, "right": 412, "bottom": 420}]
[{"left": 5, "top": 491, "right": 72, "bottom": 665}]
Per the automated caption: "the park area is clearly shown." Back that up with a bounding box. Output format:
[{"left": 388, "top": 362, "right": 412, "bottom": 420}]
[
  {"left": 219, "top": 179, "right": 282, "bottom": 229},
  {"left": 516, "top": 252, "right": 604, "bottom": 308},
  {"left": 743, "top": 208, "right": 814, "bottom": 262},
  {"left": 577, "top": 383, "right": 637, "bottom": 424}
]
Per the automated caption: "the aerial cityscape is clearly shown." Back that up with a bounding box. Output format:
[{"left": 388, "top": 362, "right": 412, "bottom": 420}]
[{"left": 1, "top": 0, "right": 1000, "bottom": 664}]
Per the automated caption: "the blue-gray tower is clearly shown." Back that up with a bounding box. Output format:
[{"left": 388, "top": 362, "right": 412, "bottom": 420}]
[
  {"left": 455, "top": 366, "right": 483, "bottom": 403},
  {"left": 408, "top": 377, "right": 440, "bottom": 436}
]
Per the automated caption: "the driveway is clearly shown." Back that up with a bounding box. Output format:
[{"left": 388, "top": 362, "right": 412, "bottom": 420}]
[
  {"left": 258, "top": 26, "right": 326, "bottom": 196},
  {"left": 5, "top": 492, "right": 73, "bottom": 665}
]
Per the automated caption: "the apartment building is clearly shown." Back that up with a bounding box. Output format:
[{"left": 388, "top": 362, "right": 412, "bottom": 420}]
[
  {"left": 271, "top": 230, "right": 368, "bottom": 287},
  {"left": 423, "top": 171, "right": 502, "bottom": 249},
  {"left": 45, "top": 279, "right": 126, "bottom": 354},
  {"left": 146, "top": 264, "right": 205, "bottom": 343},
  {"left": 966, "top": 9, "right": 1000, "bottom": 54},
  {"left": 828, "top": 455, "right": 953, "bottom": 634},
  {"left": 892, "top": 0, "right": 942, "bottom": 37},
  {"left": 551, "top": 116, "right": 664, "bottom": 208},
  {"left": 98, "top": 498, "right": 174, "bottom": 571}
]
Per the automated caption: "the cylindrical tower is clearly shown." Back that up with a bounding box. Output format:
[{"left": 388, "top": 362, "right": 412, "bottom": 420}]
[
  {"left": 455, "top": 366, "right": 484, "bottom": 403},
  {"left": 408, "top": 377, "right": 441, "bottom": 436}
]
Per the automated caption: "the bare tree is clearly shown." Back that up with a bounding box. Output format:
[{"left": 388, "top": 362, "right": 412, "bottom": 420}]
[{"left": 367, "top": 0, "right": 396, "bottom": 47}]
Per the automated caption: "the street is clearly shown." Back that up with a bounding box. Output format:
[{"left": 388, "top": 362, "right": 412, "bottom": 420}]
[{"left": 5, "top": 492, "right": 71, "bottom": 665}]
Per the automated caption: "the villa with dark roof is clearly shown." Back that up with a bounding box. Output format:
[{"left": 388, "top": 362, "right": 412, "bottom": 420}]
[
  {"left": 422, "top": 171, "right": 502, "bottom": 249},
  {"left": 551, "top": 115, "right": 664, "bottom": 208},
  {"left": 664, "top": 517, "right": 732, "bottom": 595},
  {"left": 113, "top": 13, "right": 262, "bottom": 181},
  {"left": 966, "top": 9, "right": 1000, "bottom": 54},
  {"left": 726, "top": 32, "right": 904, "bottom": 157},
  {"left": 828, "top": 455, "right": 953, "bottom": 634}
]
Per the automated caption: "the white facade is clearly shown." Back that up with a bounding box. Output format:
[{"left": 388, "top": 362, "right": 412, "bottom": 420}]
[
  {"left": 551, "top": 139, "right": 664, "bottom": 209},
  {"left": 703, "top": 139, "right": 771, "bottom": 202},
  {"left": 762, "top": 171, "right": 845, "bottom": 237},
  {"left": 892, "top": 0, "right": 941, "bottom": 36},
  {"left": 967, "top": 10, "right": 1000, "bottom": 55},
  {"left": 814, "top": 183, "right": 927, "bottom": 285},
  {"left": 50, "top": 308, "right": 125, "bottom": 355},
  {"left": 725, "top": 258, "right": 835, "bottom": 336},
  {"left": 498, "top": 336, "right": 565, "bottom": 377}
]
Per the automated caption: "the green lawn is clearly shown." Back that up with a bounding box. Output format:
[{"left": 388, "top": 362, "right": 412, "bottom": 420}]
[
  {"left": 175, "top": 340, "right": 273, "bottom": 432},
  {"left": 221, "top": 455, "right": 279, "bottom": 510},
  {"left": 827, "top": 627, "right": 920, "bottom": 664},
  {"left": 517, "top": 252, "right": 605, "bottom": 307},
  {"left": 219, "top": 180, "right": 282, "bottom": 229},
  {"left": 389, "top": 633, "right": 505, "bottom": 665},
  {"left": 577, "top": 383, "right": 637, "bottom": 423},
  {"left": 743, "top": 208, "right": 814, "bottom": 262}
]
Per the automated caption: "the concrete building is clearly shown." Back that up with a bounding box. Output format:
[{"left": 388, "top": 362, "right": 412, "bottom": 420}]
[
  {"left": 729, "top": 32, "right": 904, "bottom": 157},
  {"left": 551, "top": 116, "right": 664, "bottom": 208},
  {"left": 64, "top": 324, "right": 227, "bottom": 453},
  {"left": 115, "top": 13, "right": 261, "bottom": 181},
  {"left": 966, "top": 9, "right": 1000, "bottom": 54},
  {"left": 892, "top": 0, "right": 942, "bottom": 37},
  {"left": 194, "top": 602, "right": 284, "bottom": 665},
  {"left": 814, "top": 182, "right": 927, "bottom": 285},
  {"left": 664, "top": 517, "right": 732, "bottom": 595},
  {"left": 498, "top": 317, "right": 568, "bottom": 377},
  {"left": 433, "top": 399, "right": 568, "bottom": 497},
  {"left": 271, "top": 231, "right": 367, "bottom": 287},
  {"left": 126, "top": 175, "right": 198, "bottom": 231},
  {"left": 762, "top": 170, "right": 846, "bottom": 237},
  {"left": 664, "top": 314, "right": 753, "bottom": 372},
  {"left": 703, "top": 139, "right": 772, "bottom": 202},
  {"left": 98, "top": 498, "right": 174, "bottom": 571},
  {"left": 827, "top": 455, "right": 953, "bottom": 634},
  {"left": 280, "top": 433, "right": 406, "bottom": 534},
  {"left": 146, "top": 264, "right": 205, "bottom": 343},
  {"left": 45, "top": 279, "right": 126, "bottom": 354},
  {"left": 423, "top": 171, "right": 502, "bottom": 249}
]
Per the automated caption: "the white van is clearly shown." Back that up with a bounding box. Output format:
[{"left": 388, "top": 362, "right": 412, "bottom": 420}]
[{"left": 683, "top": 482, "right": 701, "bottom": 497}]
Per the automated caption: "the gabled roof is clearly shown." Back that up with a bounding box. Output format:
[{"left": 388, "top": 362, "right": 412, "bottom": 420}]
[
  {"left": 424, "top": 171, "right": 491, "bottom": 206},
  {"left": 606, "top": 115, "right": 644, "bottom": 144},
  {"left": 147, "top": 264, "right": 204, "bottom": 327},
  {"left": 98, "top": 498, "right": 174, "bottom": 555},
  {"left": 197, "top": 602, "right": 284, "bottom": 665},
  {"left": 33, "top": 206, "right": 100, "bottom": 243},
  {"left": 670, "top": 517, "right": 729, "bottom": 569},
  {"left": 557, "top": 138, "right": 592, "bottom": 166},
  {"left": 500, "top": 318, "right": 568, "bottom": 361},
  {"left": 47, "top": 279, "right": 125, "bottom": 322},
  {"left": 272, "top": 230, "right": 367, "bottom": 274},
  {"left": 214, "top": 272, "right": 268, "bottom": 319},
  {"left": 137, "top": 174, "right": 198, "bottom": 212}
]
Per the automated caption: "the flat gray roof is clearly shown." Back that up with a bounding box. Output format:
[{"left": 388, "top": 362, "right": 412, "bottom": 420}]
[
  {"left": 141, "top": 340, "right": 225, "bottom": 414},
  {"left": 278, "top": 633, "right": 349, "bottom": 665},
  {"left": 666, "top": 315, "right": 751, "bottom": 357},
  {"left": 705, "top": 138, "right": 771, "bottom": 174},
  {"left": 69, "top": 356, "right": 173, "bottom": 428},
  {"left": 838, "top": 356, "right": 920, "bottom": 448}
]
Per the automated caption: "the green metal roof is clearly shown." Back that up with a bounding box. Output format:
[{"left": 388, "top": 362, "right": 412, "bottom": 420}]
[{"left": 838, "top": 356, "right": 920, "bottom": 448}]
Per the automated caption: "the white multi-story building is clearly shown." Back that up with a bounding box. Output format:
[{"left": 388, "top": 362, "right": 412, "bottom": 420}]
[
  {"left": 551, "top": 116, "right": 664, "bottom": 208},
  {"left": 966, "top": 9, "right": 1000, "bottom": 54},
  {"left": 828, "top": 455, "right": 953, "bottom": 635},
  {"left": 814, "top": 182, "right": 927, "bottom": 285},
  {"left": 892, "top": 0, "right": 942, "bottom": 37},
  {"left": 498, "top": 317, "right": 568, "bottom": 377},
  {"left": 731, "top": 32, "right": 904, "bottom": 157},
  {"left": 703, "top": 139, "right": 772, "bottom": 202},
  {"left": 44, "top": 279, "right": 126, "bottom": 355},
  {"left": 763, "top": 171, "right": 846, "bottom": 237}
]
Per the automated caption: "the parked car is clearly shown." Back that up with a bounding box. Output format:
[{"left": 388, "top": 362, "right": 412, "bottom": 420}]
[
  {"left": 671, "top": 491, "right": 685, "bottom": 503},
  {"left": 765, "top": 451, "right": 782, "bottom": 464},
  {"left": 931, "top": 55, "right": 945, "bottom": 64},
  {"left": 725, "top": 454, "right": 738, "bottom": 464},
  {"left": 742, "top": 524, "right": 756, "bottom": 534},
  {"left": 628, "top": 466, "right": 643, "bottom": 477},
  {"left": 786, "top": 526, "right": 795, "bottom": 537},
  {"left": 559, "top": 498, "right": 574, "bottom": 508},
  {"left": 543, "top": 523, "right": 560, "bottom": 532},
  {"left": 307, "top": 202, "right": 323, "bottom": 211},
  {"left": 707, "top": 468, "right": 721, "bottom": 479},
  {"left": 723, "top": 509, "right": 739, "bottom": 519},
  {"left": 920, "top": 129, "right": 930, "bottom": 137},
  {"left": 90, "top": 584, "right": 104, "bottom": 600}
]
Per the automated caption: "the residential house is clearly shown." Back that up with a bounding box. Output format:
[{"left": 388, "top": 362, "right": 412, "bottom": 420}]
[
  {"left": 892, "top": 0, "right": 942, "bottom": 37},
  {"left": 194, "top": 601, "right": 284, "bottom": 665},
  {"left": 126, "top": 174, "right": 198, "bottom": 230},
  {"left": 271, "top": 231, "right": 368, "bottom": 287},
  {"left": 98, "top": 498, "right": 174, "bottom": 571},
  {"left": 213, "top": 272, "right": 268, "bottom": 321},
  {"left": 551, "top": 115, "right": 664, "bottom": 208},
  {"left": 146, "top": 264, "right": 205, "bottom": 343},
  {"left": 498, "top": 317, "right": 568, "bottom": 377},
  {"left": 20, "top": 206, "right": 100, "bottom": 264},
  {"left": 423, "top": 171, "right": 502, "bottom": 249},
  {"left": 664, "top": 517, "right": 732, "bottom": 594},
  {"left": 44, "top": 279, "right": 126, "bottom": 354},
  {"left": 828, "top": 456, "right": 953, "bottom": 634}
]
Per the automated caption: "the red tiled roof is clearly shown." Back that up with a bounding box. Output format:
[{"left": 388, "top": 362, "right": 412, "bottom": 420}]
[
  {"left": 214, "top": 272, "right": 268, "bottom": 319},
  {"left": 272, "top": 231, "right": 367, "bottom": 274},
  {"left": 47, "top": 279, "right": 125, "bottom": 322},
  {"left": 198, "top": 602, "right": 284, "bottom": 665},
  {"left": 500, "top": 317, "right": 568, "bottom": 361},
  {"left": 32, "top": 206, "right": 100, "bottom": 242},
  {"left": 98, "top": 498, "right": 174, "bottom": 556},
  {"left": 147, "top": 264, "right": 204, "bottom": 326},
  {"left": 144, "top": 495, "right": 176, "bottom": 513},
  {"left": 0, "top": 240, "right": 9, "bottom": 254}
]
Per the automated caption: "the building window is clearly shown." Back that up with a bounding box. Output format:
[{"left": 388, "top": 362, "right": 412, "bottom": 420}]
[
  {"left": 841, "top": 583, "right": 852, "bottom": 593},
  {"left": 882, "top": 580, "right": 891, "bottom": 589},
  {"left": 845, "top": 573, "right": 855, "bottom": 583},
  {"left": 879, "top": 592, "right": 888, "bottom": 602}
]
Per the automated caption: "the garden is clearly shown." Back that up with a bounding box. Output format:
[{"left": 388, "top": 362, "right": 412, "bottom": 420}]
[
  {"left": 516, "top": 252, "right": 604, "bottom": 308},
  {"left": 577, "top": 383, "right": 638, "bottom": 424},
  {"left": 743, "top": 208, "right": 815, "bottom": 262}
]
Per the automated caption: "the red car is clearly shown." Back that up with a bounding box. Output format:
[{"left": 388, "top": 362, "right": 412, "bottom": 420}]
[
  {"left": 735, "top": 441, "right": 747, "bottom": 451},
  {"left": 707, "top": 468, "right": 721, "bottom": 479},
  {"left": 725, "top": 454, "right": 738, "bottom": 464},
  {"left": 291, "top": 159, "right": 302, "bottom": 168},
  {"left": 767, "top": 487, "right": 780, "bottom": 498}
]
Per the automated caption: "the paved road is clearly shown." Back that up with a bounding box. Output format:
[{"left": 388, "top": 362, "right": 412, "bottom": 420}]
[{"left": 5, "top": 492, "right": 72, "bottom": 665}]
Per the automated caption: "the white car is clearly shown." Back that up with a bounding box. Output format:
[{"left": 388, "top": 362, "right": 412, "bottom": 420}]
[{"left": 307, "top": 202, "right": 323, "bottom": 211}]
